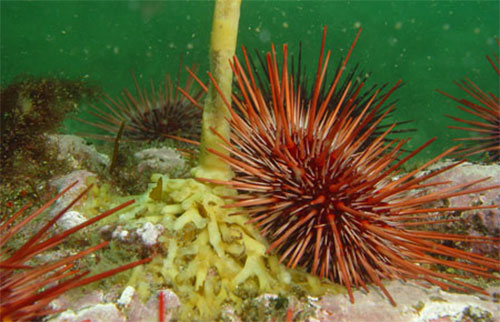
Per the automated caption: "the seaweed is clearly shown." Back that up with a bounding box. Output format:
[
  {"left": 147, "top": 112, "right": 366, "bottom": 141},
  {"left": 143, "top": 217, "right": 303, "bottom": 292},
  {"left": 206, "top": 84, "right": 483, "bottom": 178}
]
[{"left": 0, "top": 75, "right": 100, "bottom": 209}]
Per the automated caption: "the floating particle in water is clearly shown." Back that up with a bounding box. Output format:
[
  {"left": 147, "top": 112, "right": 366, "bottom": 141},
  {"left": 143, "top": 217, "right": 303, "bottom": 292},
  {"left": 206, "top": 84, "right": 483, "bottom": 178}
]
[{"left": 259, "top": 29, "right": 271, "bottom": 43}]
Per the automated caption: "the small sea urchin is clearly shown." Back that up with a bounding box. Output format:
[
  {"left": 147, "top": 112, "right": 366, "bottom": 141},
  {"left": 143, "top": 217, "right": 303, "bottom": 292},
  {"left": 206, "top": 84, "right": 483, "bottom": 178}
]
[
  {"left": 190, "top": 27, "right": 499, "bottom": 305},
  {"left": 81, "top": 63, "right": 203, "bottom": 143},
  {"left": 0, "top": 182, "right": 150, "bottom": 321},
  {"left": 438, "top": 40, "right": 500, "bottom": 162}
]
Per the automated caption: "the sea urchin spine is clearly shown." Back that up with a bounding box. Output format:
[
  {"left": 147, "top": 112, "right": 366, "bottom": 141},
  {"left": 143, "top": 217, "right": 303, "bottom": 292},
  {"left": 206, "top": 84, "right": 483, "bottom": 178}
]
[
  {"left": 438, "top": 39, "right": 500, "bottom": 162},
  {"left": 186, "top": 27, "right": 500, "bottom": 305},
  {"left": 80, "top": 62, "right": 203, "bottom": 143},
  {"left": 0, "top": 181, "right": 151, "bottom": 321}
]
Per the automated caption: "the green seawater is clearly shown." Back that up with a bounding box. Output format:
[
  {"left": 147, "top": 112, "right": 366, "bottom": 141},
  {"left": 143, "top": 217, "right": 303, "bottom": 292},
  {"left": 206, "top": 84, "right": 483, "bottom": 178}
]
[{"left": 1, "top": 0, "right": 499, "bottom": 164}]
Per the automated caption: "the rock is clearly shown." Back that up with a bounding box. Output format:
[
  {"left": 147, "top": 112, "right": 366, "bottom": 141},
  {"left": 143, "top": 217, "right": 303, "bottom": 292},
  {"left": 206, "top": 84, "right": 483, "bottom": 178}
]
[
  {"left": 420, "top": 161, "right": 500, "bottom": 256},
  {"left": 317, "top": 280, "right": 499, "bottom": 322},
  {"left": 117, "top": 286, "right": 135, "bottom": 308},
  {"left": 134, "top": 147, "right": 184, "bottom": 173},
  {"left": 240, "top": 293, "right": 320, "bottom": 321},
  {"left": 136, "top": 222, "right": 164, "bottom": 247},
  {"left": 48, "top": 288, "right": 180, "bottom": 322},
  {"left": 107, "top": 223, "right": 164, "bottom": 247},
  {"left": 111, "top": 226, "right": 133, "bottom": 243},
  {"left": 48, "top": 303, "right": 126, "bottom": 322},
  {"left": 57, "top": 210, "right": 88, "bottom": 230},
  {"left": 47, "top": 134, "right": 110, "bottom": 169},
  {"left": 126, "top": 289, "right": 180, "bottom": 322},
  {"left": 424, "top": 161, "right": 499, "bottom": 219},
  {"left": 220, "top": 305, "right": 243, "bottom": 322},
  {"left": 49, "top": 170, "right": 97, "bottom": 218},
  {"left": 50, "top": 290, "right": 104, "bottom": 314}
]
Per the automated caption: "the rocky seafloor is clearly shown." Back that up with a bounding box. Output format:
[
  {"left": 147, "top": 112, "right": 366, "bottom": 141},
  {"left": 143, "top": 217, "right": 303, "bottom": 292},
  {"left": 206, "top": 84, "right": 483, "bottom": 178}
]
[
  {"left": 48, "top": 281, "right": 500, "bottom": 322},
  {"left": 17, "top": 134, "right": 500, "bottom": 321}
]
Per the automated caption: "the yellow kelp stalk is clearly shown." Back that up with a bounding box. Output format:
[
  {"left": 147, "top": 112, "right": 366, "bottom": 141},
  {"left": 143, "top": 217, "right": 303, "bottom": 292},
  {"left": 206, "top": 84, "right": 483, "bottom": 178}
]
[{"left": 195, "top": 0, "right": 241, "bottom": 180}]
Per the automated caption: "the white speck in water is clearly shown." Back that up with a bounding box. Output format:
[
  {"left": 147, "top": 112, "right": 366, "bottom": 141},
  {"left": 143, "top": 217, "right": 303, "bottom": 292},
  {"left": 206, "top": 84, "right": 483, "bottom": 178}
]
[
  {"left": 113, "top": 46, "right": 120, "bottom": 54},
  {"left": 394, "top": 21, "right": 402, "bottom": 30},
  {"left": 282, "top": 21, "right": 289, "bottom": 29},
  {"left": 442, "top": 23, "right": 450, "bottom": 31},
  {"left": 474, "top": 27, "right": 480, "bottom": 34},
  {"left": 186, "top": 43, "right": 194, "bottom": 49},
  {"left": 61, "top": 30, "right": 67, "bottom": 35},
  {"left": 169, "top": 42, "right": 175, "bottom": 48},
  {"left": 353, "top": 21, "right": 362, "bottom": 29},
  {"left": 258, "top": 29, "right": 271, "bottom": 43}
]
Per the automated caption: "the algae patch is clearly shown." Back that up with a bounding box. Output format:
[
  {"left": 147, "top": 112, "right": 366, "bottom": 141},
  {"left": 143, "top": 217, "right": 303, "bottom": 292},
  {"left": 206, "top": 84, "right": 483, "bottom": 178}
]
[{"left": 78, "top": 175, "right": 343, "bottom": 320}]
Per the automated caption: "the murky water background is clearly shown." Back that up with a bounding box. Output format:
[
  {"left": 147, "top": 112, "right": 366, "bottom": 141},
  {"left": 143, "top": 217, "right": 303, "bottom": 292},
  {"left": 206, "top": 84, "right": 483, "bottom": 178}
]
[{"left": 1, "top": 0, "right": 498, "bottom": 164}]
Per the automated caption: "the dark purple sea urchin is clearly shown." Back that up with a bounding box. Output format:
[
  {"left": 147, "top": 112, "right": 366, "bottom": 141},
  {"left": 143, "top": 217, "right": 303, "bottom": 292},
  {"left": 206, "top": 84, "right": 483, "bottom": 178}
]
[
  {"left": 81, "top": 64, "right": 203, "bottom": 143},
  {"left": 186, "top": 27, "right": 500, "bottom": 305}
]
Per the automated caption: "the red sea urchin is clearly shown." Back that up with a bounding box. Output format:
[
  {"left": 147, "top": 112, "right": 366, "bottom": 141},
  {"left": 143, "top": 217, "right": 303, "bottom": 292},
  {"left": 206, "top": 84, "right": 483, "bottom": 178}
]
[
  {"left": 81, "top": 63, "right": 203, "bottom": 143},
  {"left": 438, "top": 40, "right": 500, "bottom": 162},
  {"left": 189, "top": 27, "right": 500, "bottom": 305},
  {"left": 0, "top": 182, "right": 151, "bottom": 321},
  {"left": 243, "top": 44, "right": 414, "bottom": 152}
]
